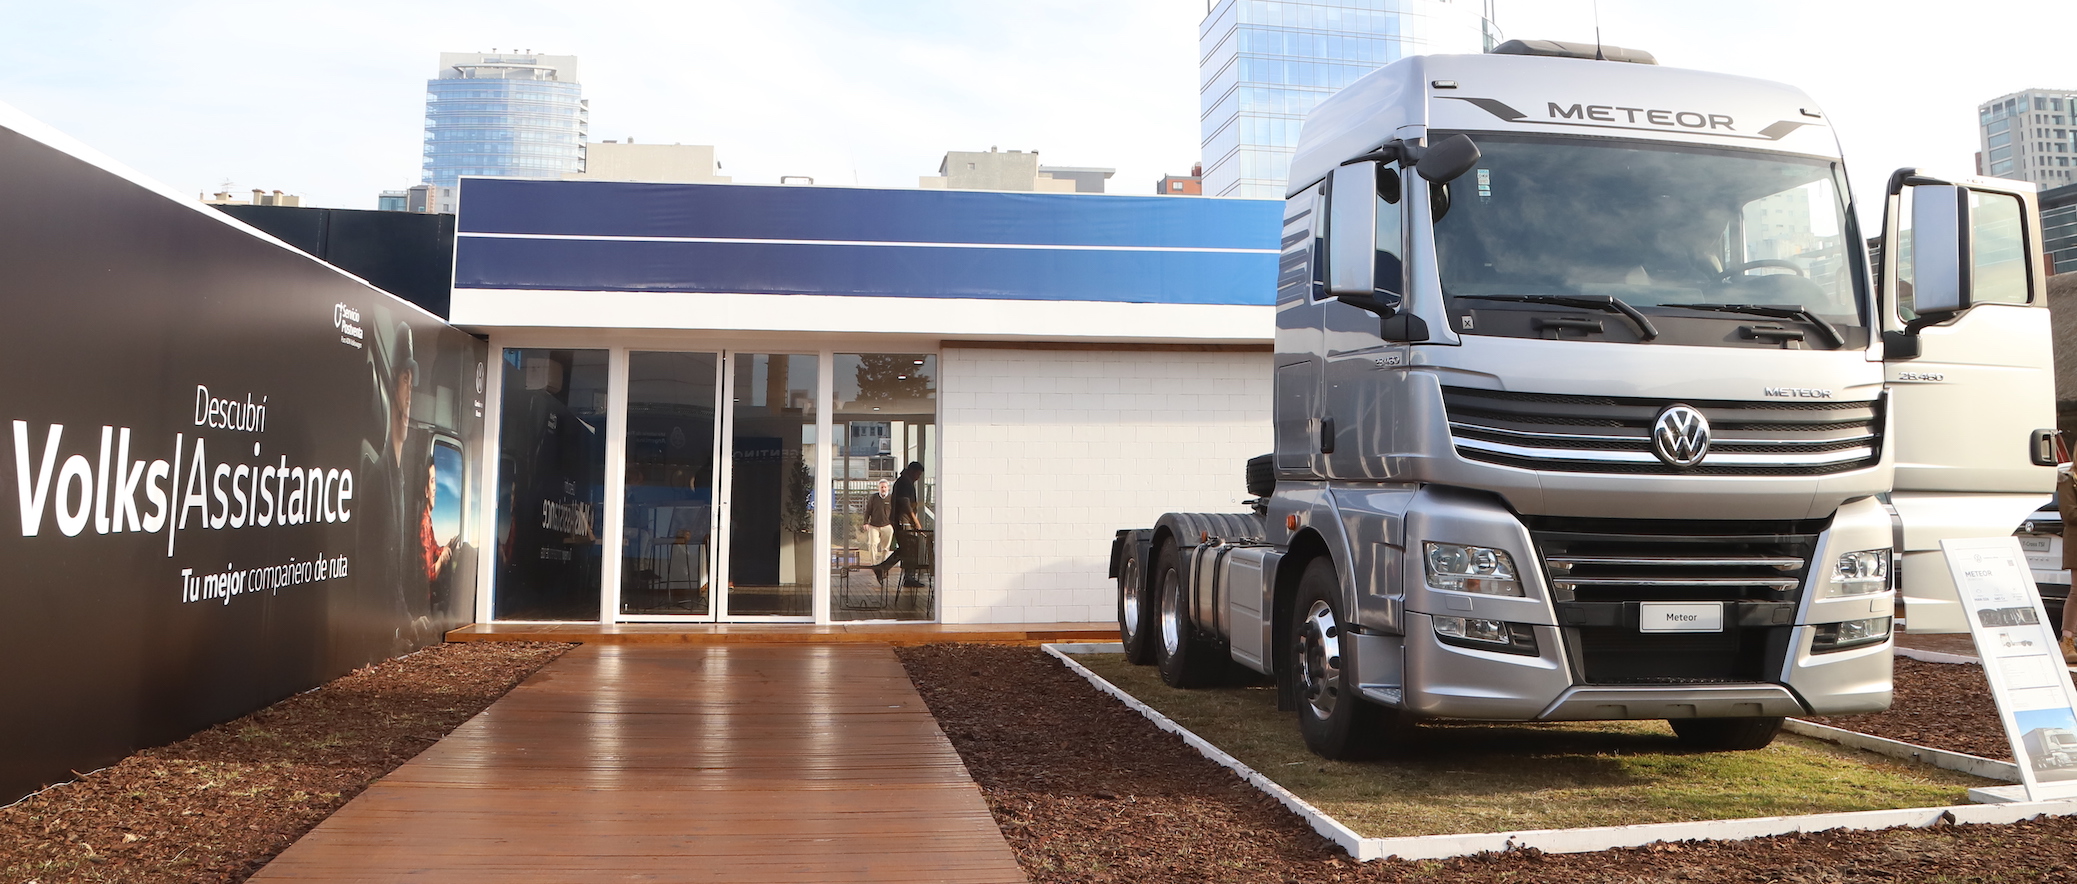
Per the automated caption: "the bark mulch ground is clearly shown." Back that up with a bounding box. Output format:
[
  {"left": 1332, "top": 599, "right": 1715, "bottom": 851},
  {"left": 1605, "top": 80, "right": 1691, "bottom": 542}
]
[
  {"left": 0, "top": 640, "right": 571, "bottom": 884},
  {"left": 1816, "top": 657, "right": 2017, "bottom": 760},
  {"left": 899, "top": 644, "right": 2077, "bottom": 884}
]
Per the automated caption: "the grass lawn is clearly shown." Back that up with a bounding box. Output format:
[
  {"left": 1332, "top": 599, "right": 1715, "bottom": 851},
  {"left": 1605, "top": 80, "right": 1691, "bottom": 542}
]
[{"left": 1076, "top": 653, "right": 1989, "bottom": 838}]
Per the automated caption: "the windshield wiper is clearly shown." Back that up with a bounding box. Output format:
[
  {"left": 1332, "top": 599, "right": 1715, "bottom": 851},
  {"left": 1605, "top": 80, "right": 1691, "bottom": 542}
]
[
  {"left": 1660, "top": 303, "right": 1844, "bottom": 349},
  {"left": 1454, "top": 294, "right": 1659, "bottom": 341}
]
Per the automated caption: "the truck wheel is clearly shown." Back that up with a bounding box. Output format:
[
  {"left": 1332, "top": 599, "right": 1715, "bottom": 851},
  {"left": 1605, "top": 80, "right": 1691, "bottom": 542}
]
[
  {"left": 1669, "top": 716, "right": 1784, "bottom": 751},
  {"left": 1291, "top": 558, "right": 1405, "bottom": 759},
  {"left": 1154, "top": 539, "right": 1223, "bottom": 688},
  {"left": 1117, "top": 549, "right": 1156, "bottom": 665}
]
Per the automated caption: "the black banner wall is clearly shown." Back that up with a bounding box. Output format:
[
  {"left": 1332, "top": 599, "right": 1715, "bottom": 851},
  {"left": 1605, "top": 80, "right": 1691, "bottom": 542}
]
[{"left": 0, "top": 115, "right": 486, "bottom": 803}]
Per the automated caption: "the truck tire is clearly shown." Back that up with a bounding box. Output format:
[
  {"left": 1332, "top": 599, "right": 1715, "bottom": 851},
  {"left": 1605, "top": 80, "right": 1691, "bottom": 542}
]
[
  {"left": 1117, "top": 546, "right": 1156, "bottom": 665},
  {"left": 1290, "top": 558, "right": 1410, "bottom": 759},
  {"left": 1153, "top": 538, "right": 1224, "bottom": 688},
  {"left": 1669, "top": 716, "right": 1784, "bottom": 751}
]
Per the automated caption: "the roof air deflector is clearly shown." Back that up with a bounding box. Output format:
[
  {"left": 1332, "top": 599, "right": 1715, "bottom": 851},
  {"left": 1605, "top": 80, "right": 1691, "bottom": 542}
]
[{"left": 1490, "top": 38, "right": 1657, "bottom": 65}]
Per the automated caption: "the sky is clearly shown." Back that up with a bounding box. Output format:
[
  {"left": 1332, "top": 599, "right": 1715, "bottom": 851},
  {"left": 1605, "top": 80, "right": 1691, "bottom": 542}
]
[{"left": 0, "top": 0, "right": 2067, "bottom": 211}]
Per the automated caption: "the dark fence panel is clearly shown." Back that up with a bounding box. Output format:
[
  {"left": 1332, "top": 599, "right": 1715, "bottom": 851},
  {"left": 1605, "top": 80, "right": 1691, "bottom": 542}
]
[
  {"left": 0, "top": 122, "right": 486, "bottom": 804},
  {"left": 217, "top": 204, "right": 456, "bottom": 318}
]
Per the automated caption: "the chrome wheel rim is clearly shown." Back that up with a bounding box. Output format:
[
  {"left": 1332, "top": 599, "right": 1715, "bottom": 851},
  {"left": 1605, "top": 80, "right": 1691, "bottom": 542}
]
[
  {"left": 1121, "top": 557, "right": 1143, "bottom": 639},
  {"left": 1159, "top": 567, "right": 1182, "bottom": 657},
  {"left": 1296, "top": 598, "right": 1342, "bottom": 720}
]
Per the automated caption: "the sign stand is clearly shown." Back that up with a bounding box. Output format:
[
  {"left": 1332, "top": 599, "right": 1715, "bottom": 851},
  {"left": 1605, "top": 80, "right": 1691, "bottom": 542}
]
[{"left": 1940, "top": 537, "right": 2077, "bottom": 803}]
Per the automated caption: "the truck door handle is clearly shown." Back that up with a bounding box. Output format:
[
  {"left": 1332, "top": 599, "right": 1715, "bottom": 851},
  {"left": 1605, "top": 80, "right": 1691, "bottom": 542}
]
[
  {"left": 1319, "top": 417, "right": 1336, "bottom": 454},
  {"left": 2031, "top": 428, "right": 2062, "bottom": 466}
]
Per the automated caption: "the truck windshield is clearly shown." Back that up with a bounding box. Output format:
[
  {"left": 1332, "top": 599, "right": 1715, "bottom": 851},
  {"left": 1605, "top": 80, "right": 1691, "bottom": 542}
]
[{"left": 1432, "top": 134, "right": 1864, "bottom": 335}]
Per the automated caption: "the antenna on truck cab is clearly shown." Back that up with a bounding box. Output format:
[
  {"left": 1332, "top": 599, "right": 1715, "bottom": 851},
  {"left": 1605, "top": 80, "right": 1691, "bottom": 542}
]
[{"left": 1593, "top": 0, "right": 1606, "bottom": 60}]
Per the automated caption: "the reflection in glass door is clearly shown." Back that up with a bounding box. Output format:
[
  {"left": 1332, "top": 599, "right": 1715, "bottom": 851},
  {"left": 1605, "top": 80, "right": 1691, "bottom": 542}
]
[
  {"left": 830, "top": 354, "right": 936, "bottom": 620},
  {"left": 619, "top": 352, "right": 720, "bottom": 616},
  {"left": 493, "top": 348, "right": 609, "bottom": 620},
  {"left": 724, "top": 354, "right": 819, "bottom": 617}
]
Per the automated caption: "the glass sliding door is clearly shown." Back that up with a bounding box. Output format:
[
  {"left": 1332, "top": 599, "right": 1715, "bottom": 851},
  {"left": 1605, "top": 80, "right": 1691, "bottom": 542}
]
[
  {"left": 831, "top": 353, "right": 936, "bottom": 620},
  {"left": 493, "top": 348, "right": 609, "bottom": 620},
  {"left": 724, "top": 354, "right": 819, "bottom": 617},
  {"left": 619, "top": 351, "right": 721, "bottom": 616}
]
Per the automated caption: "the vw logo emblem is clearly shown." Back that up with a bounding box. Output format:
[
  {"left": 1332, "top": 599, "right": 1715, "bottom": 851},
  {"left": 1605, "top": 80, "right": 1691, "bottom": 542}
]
[{"left": 1652, "top": 404, "right": 1711, "bottom": 467}]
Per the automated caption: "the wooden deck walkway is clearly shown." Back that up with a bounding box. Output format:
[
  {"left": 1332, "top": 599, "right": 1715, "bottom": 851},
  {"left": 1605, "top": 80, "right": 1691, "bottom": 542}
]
[
  {"left": 447, "top": 620, "right": 1113, "bottom": 646},
  {"left": 250, "top": 644, "right": 1027, "bottom": 883}
]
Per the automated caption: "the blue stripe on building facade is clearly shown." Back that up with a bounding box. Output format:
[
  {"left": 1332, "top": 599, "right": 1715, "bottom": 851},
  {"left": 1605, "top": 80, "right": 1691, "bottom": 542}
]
[
  {"left": 454, "top": 179, "right": 1283, "bottom": 307},
  {"left": 454, "top": 237, "right": 1278, "bottom": 305}
]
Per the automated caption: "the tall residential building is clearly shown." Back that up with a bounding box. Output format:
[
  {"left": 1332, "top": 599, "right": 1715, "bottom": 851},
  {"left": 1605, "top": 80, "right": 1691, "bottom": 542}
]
[
  {"left": 1978, "top": 89, "right": 2077, "bottom": 188},
  {"left": 423, "top": 52, "right": 588, "bottom": 188},
  {"left": 1198, "top": 0, "right": 1500, "bottom": 198}
]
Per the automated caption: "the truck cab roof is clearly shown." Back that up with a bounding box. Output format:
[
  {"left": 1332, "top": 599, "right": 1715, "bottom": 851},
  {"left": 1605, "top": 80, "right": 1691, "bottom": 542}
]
[{"left": 1286, "top": 52, "right": 1843, "bottom": 198}]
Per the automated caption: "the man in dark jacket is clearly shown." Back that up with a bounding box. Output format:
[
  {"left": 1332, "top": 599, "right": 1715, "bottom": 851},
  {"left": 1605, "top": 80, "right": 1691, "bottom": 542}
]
[{"left": 871, "top": 462, "right": 927, "bottom": 588}]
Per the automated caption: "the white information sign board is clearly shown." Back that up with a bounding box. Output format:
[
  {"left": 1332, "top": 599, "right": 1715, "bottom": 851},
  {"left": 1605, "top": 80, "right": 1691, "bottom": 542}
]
[{"left": 1941, "top": 537, "right": 2077, "bottom": 801}]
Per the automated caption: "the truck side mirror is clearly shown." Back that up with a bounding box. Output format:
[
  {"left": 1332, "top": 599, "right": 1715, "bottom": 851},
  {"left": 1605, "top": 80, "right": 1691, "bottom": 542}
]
[
  {"left": 1416, "top": 134, "right": 1482, "bottom": 183},
  {"left": 1908, "top": 184, "right": 1968, "bottom": 316},
  {"left": 1326, "top": 161, "right": 1379, "bottom": 301}
]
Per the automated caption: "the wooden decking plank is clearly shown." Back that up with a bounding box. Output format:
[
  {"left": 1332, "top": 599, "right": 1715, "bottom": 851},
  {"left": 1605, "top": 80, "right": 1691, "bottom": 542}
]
[{"left": 248, "top": 644, "right": 1026, "bottom": 883}]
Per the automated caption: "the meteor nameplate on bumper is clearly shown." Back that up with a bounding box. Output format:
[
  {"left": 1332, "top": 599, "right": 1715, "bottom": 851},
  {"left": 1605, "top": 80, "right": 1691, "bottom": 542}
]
[{"left": 1638, "top": 602, "right": 1724, "bottom": 633}]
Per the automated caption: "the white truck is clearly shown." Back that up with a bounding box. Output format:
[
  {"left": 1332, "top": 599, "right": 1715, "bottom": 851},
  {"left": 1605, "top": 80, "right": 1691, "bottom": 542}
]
[
  {"left": 2023, "top": 727, "right": 2077, "bottom": 771},
  {"left": 1110, "top": 39, "right": 2057, "bottom": 758}
]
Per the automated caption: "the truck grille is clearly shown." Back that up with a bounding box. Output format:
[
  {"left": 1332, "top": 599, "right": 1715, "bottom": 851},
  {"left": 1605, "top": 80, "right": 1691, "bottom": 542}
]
[
  {"left": 1529, "top": 516, "right": 1817, "bottom": 686},
  {"left": 1442, "top": 386, "right": 1881, "bottom": 476},
  {"left": 1571, "top": 629, "right": 1769, "bottom": 685}
]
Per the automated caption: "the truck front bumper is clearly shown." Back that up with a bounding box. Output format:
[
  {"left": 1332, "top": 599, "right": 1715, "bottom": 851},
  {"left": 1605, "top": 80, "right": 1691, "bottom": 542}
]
[{"left": 1391, "top": 612, "right": 1893, "bottom": 721}]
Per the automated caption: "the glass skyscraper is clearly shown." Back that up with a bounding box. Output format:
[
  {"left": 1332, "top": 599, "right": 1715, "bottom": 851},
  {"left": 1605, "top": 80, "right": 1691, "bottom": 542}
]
[
  {"left": 423, "top": 52, "right": 588, "bottom": 188},
  {"left": 1198, "top": 0, "right": 1499, "bottom": 199},
  {"left": 1977, "top": 88, "right": 2077, "bottom": 189}
]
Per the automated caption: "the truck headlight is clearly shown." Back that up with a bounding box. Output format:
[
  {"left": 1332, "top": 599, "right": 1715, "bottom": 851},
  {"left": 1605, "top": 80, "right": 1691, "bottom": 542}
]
[
  {"left": 1424, "top": 542, "right": 1523, "bottom": 596},
  {"left": 1433, "top": 615, "right": 1538, "bottom": 655},
  {"left": 1811, "top": 616, "right": 1891, "bottom": 653},
  {"left": 1828, "top": 549, "right": 1889, "bottom": 597}
]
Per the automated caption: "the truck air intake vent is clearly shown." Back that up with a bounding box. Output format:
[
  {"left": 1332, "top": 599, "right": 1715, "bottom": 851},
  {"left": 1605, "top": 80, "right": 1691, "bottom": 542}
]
[
  {"left": 1440, "top": 387, "right": 1882, "bottom": 476},
  {"left": 1525, "top": 515, "right": 1818, "bottom": 686}
]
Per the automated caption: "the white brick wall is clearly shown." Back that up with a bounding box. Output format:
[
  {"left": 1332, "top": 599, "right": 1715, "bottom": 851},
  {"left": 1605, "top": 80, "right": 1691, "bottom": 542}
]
[{"left": 937, "top": 348, "right": 1272, "bottom": 624}]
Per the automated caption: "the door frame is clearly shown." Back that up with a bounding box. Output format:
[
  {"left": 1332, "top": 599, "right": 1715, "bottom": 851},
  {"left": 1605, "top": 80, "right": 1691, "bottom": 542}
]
[{"left": 474, "top": 328, "right": 941, "bottom": 625}]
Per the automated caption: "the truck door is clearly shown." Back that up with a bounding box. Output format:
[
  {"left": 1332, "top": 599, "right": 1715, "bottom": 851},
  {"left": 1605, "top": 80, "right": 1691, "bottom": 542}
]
[
  {"left": 1275, "top": 184, "right": 1326, "bottom": 477},
  {"left": 1881, "top": 175, "right": 2058, "bottom": 632},
  {"left": 1320, "top": 162, "right": 1407, "bottom": 480}
]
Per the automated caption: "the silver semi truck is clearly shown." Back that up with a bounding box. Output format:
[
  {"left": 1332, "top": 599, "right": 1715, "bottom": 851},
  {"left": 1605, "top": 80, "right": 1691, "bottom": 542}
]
[
  {"left": 2023, "top": 727, "right": 2077, "bottom": 771},
  {"left": 1110, "top": 40, "right": 2056, "bottom": 758}
]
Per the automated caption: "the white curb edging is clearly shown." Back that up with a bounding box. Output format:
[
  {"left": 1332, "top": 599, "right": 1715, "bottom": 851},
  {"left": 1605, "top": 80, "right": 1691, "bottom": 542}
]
[
  {"left": 1044, "top": 644, "right": 2077, "bottom": 862},
  {"left": 1782, "top": 718, "right": 2021, "bottom": 782},
  {"left": 1040, "top": 644, "right": 1372, "bottom": 858},
  {"left": 1044, "top": 642, "right": 1126, "bottom": 654},
  {"left": 1897, "top": 646, "right": 1982, "bottom": 665}
]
